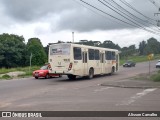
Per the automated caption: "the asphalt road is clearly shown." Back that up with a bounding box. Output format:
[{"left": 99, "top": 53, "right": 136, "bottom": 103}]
[{"left": 0, "top": 60, "right": 160, "bottom": 120}]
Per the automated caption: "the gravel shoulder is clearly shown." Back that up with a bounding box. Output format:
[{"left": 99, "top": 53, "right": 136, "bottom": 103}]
[{"left": 101, "top": 72, "right": 160, "bottom": 88}]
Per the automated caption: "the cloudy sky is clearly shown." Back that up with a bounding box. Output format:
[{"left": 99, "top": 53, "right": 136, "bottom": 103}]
[{"left": 0, "top": 0, "right": 160, "bottom": 47}]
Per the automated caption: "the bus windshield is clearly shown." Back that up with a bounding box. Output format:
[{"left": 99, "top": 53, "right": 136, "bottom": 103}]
[{"left": 50, "top": 44, "right": 70, "bottom": 55}]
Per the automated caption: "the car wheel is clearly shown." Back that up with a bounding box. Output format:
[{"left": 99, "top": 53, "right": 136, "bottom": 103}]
[
  {"left": 35, "top": 77, "right": 38, "bottom": 79},
  {"left": 45, "top": 74, "right": 49, "bottom": 79}
]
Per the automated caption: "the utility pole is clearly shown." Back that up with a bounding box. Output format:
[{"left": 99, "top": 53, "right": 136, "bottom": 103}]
[
  {"left": 72, "top": 32, "right": 74, "bottom": 43},
  {"left": 29, "top": 53, "right": 32, "bottom": 72},
  {"left": 151, "top": 0, "right": 160, "bottom": 26},
  {"left": 154, "top": 11, "right": 160, "bottom": 26}
]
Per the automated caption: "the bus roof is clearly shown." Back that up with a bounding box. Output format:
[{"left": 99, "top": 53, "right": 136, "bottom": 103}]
[{"left": 49, "top": 43, "right": 119, "bottom": 52}]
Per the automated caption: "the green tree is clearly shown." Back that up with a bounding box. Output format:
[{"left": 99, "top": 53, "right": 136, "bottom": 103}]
[
  {"left": 44, "top": 45, "right": 49, "bottom": 58},
  {"left": 26, "top": 38, "right": 47, "bottom": 66},
  {"left": 78, "top": 40, "right": 121, "bottom": 49},
  {"left": 120, "top": 45, "right": 137, "bottom": 60},
  {"left": 145, "top": 37, "right": 160, "bottom": 54},
  {"left": 0, "top": 33, "right": 26, "bottom": 68},
  {"left": 139, "top": 40, "right": 147, "bottom": 55},
  {"left": 139, "top": 38, "right": 160, "bottom": 55},
  {"left": 101, "top": 40, "right": 121, "bottom": 50}
]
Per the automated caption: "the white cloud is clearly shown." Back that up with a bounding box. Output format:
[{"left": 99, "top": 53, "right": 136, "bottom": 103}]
[{"left": 0, "top": 0, "right": 159, "bottom": 48}]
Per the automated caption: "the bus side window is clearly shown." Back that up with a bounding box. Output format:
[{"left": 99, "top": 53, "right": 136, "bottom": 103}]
[
  {"left": 112, "top": 52, "right": 116, "bottom": 60},
  {"left": 95, "top": 50, "right": 100, "bottom": 60},
  {"left": 105, "top": 51, "right": 112, "bottom": 60},
  {"left": 88, "top": 49, "right": 94, "bottom": 60},
  {"left": 73, "top": 47, "right": 82, "bottom": 60}
]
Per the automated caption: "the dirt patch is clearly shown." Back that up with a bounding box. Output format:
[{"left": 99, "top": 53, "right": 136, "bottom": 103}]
[
  {"left": 0, "top": 71, "right": 25, "bottom": 78},
  {"left": 7, "top": 71, "right": 25, "bottom": 77},
  {"left": 131, "top": 73, "right": 150, "bottom": 81}
]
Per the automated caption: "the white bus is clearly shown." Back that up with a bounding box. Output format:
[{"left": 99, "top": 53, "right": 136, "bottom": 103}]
[{"left": 49, "top": 43, "right": 119, "bottom": 80}]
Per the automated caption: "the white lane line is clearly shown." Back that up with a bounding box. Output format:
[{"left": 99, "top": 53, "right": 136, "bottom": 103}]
[
  {"left": 94, "top": 87, "right": 114, "bottom": 93},
  {"left": 116, "top": 88, "right": 157, "bottom": 106}
]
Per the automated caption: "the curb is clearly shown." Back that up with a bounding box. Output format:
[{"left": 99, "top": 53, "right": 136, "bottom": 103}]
[{"left": 101, "top": 83, "right": 160, "bottom": 89}]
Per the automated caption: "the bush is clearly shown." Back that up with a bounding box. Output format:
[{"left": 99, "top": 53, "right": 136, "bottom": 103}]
[
  {"left": 1, "top": 74, "right": 12, "bottom": 79},
  {"left": 151, "top": 73, "right": 160, "bottom": 82}
]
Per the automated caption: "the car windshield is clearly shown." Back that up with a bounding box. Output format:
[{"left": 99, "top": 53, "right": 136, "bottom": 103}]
[{"left": 40, "top": 65, "right": 48, "bottom": 70}]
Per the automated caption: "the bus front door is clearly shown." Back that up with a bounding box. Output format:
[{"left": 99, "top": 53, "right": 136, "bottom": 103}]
[
  {"left": 100, "top": 53, "right": 105, "bottom": 74},
  {"left": 83, "top": 52, "right": 88, "bottom": 75}
]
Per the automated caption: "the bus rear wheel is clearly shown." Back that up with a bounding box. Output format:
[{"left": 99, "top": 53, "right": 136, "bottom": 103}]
[
  {"left": 88, "top": 68, "right": 94, "bottom": 79},
  {"left": 110, "top": 67, "right": 115, "bottom": 75},
  {"left": 67, "top": 75, "right": 76, "bottom": 80}
]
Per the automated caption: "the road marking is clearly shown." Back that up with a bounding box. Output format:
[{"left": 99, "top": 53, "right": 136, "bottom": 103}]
[
  {"left": 0, "top": 102, "right": 12, "bottom": 108},
  {"left": 17, "top": 104, "right": 32, "bottom": 107},
  {"left": 94, "top": 87, "right": 114, "bottom": 93},
  {"left": 116, "top": 88, "right": 157, "bottom": 106}
]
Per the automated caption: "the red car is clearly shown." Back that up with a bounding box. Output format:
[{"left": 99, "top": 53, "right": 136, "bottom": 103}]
[{"left": 33, "top": 64, "right": 61, "bottom": 79}]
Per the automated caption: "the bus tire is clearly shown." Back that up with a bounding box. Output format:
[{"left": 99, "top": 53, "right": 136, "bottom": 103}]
[
  {"left": 88, "top": 68, "right": 94, "bottom": 79},
  {"left": 110, "top": 67, "right": 115, "bottom": 75},
  {"left": 67, "top": 75, "right": 76, "bottom": 80}
]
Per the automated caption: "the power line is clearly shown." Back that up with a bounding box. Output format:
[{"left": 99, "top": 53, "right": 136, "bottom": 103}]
[
  {"left": 108, "top": 0, "right": 146, "bottom": 22},
  {"left": 97, "top": 0, "right": 160, "bottom": 34},
  {"left": 105, "top": 0, "right": 160, "bottom": 31},
  {"left": 110, "top": 0, "right": 158, "bottom": 26},
  {"left": 120, "top": 0, "right": 156, "bottom": 22},
  {"left": 76, "top": 0, "right": 160, "bottom": 35},
  {"left": 148, "top": 0, "right": 160, "bottom": 9},
  {"left": 72, "top": 0, "right": 131, "bottom": 29},
  {"left": 102, "top": 0, "right": 160, "bottom": 32},
  {"left": 78, "top": 0, "right": 138, "bottom": 27},
  {"left": 73, "top": 0, "right": 120, "bottom": 22}
]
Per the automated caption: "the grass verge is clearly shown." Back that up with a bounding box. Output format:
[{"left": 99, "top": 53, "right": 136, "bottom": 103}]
[
  {"left": 17, "top": 71, "right": 33, "bottom": 78},
  {"left": 1, "top": 74, "right": 12, "bottom": 80},
  {"left": 0, "top": 66, "right": 40, "bottom": 80},
  {"left": 131, "top": 70, "right": 160, "bottom": 82},
  {"left": 150, "top": 70, "right": 160, "bottom": 82},
  {"left": 120, "top": 54, "right": 160, "bottom": 65}
]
